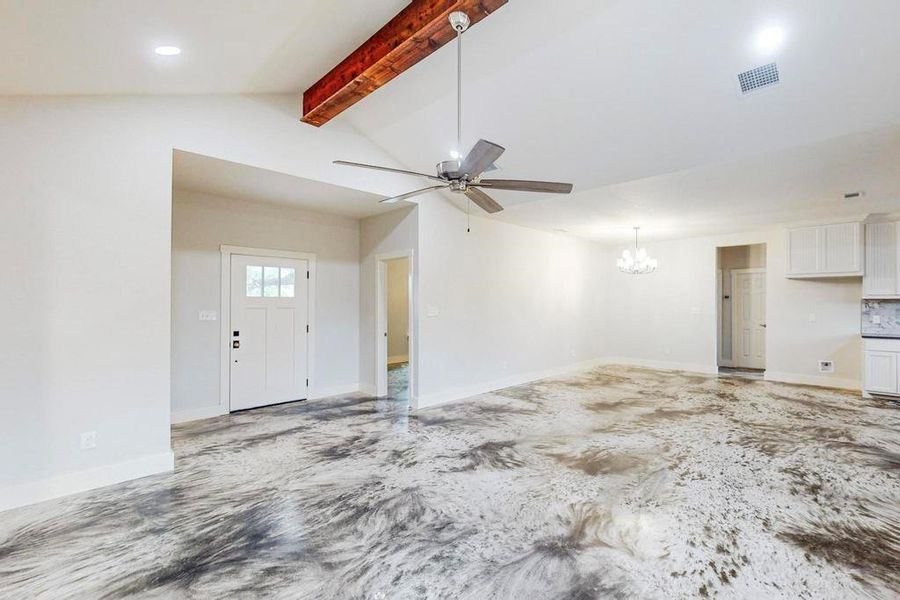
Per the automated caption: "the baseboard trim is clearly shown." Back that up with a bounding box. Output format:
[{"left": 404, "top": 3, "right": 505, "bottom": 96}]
[
  {"left": 764, "top": 371, "right": 860, "bottom": 391},
  {"left": 359, "top": 383, "right": 377, "bottom": 397},
  {"left": 310, "top": 384, "right": 363, "bottom": 400},
  {"left": 171, "top": 405, "right": 227, "bottom": 424},
  {"left": 387, "top": 354, "right": 409, "bottom": 365},
  {"left": 0, "top": 450, "right": 175, "bottom": 513},
  {"left": 600, "top": 357, "right": 719, "bottom": 375},
  {"left": 415, "top": 358, "right": 608, "bottom": 410}
]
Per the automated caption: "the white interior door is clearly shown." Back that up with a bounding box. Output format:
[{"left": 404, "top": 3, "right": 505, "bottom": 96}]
[
  {"left": 230, "top": 254, "right": 309, "bottom": 411},
  {"left": 732, "top": 269, "right": 766, "bottom": 369}
]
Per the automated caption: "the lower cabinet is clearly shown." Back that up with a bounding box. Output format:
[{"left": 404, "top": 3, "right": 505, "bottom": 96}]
[
  {"left": 864, "top": 351, "right": 898, "bottom": 395},
  {"left": 863, "top": 338, "right": 900, "bottom": 396}
]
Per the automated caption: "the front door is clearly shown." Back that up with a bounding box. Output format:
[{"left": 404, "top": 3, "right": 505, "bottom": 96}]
[
  {"left": 230, "top": 254, "right": 309, "bottom": 411},
  {"left": 732, "top": 270, "right": 766, "bottom": 369}
]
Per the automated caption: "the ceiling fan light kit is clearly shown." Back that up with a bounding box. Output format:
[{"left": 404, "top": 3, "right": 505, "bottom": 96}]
[{"left": 333, "top": 11, "right": 574, "bottom": 216}]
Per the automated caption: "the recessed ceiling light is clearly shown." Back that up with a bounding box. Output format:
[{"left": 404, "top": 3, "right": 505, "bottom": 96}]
[
  {"left": 755, "top": 26, "right": 786, "bottom": 54},
  {"left": 449, "top": 150, "right": 461, "bottom": 160},
  {"left": 155, "top": 46, "right": 181, "bottom": 56}
]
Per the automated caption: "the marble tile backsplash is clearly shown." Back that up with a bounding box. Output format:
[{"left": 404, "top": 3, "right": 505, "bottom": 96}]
[{"left": 861, "top": 299, "right": 900, "bottom": 337}]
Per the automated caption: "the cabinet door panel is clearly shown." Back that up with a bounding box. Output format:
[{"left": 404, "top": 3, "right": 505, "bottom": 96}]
[
  {"left": 822, "top": 223, "right": 861, "bottom": 273},
  {"left": 787, "top": 227, "right": 819, "bottom": 275},
  {"left": 864, "top": 351, "right": 897, "bottom": 394},
  {"left": 864, "top": 222, "right": 897, "bottom": 296}
]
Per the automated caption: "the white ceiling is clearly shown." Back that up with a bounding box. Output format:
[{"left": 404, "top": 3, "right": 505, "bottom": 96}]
[
  {"left": 173, "top": 150, "right": 391, "bottom": 219},
  {"left": 500, "top": 126, "right": 900, "bottom": 243},
  {"left": 5, "top": 0, "right": 900, "bottom": 240},
  {"left": 0, "top": 0, "right": 407, "bottom": 95},
  {"left": 341, "top": 0, "right": 900, "bottom": 239}
]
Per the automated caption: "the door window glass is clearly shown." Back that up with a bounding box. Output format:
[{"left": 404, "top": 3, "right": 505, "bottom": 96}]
[
  {"left": 246, "top": 266, "right": 262, "bottom": 297},
  {"left": 280, "top": 268, "right": 295, "bottom": 298},
  {"left": 246, "top": 265, "right": 300, "bottom": 298},
  {"left": 263, "top": 267, "right": 280, "bottom": 297}
]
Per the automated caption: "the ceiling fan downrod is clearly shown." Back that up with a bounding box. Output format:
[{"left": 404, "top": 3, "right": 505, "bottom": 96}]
[{"left": 449, "top": 11, "right": 470, "bottom": 160}]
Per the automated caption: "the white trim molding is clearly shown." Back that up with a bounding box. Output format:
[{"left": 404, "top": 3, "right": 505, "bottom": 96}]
[
  {"left": 309, "top": 384, "right": 363, "bottom": 400},
  {"left": 764, "top": 371, "right": 860, "bottom": 391},
  {"left": 171, "top": 405, "right": 227, "bottom": 424},
  {"left": 416, "top": 358, "right": 609, "bottom": 410},
  {"left": 219, "top": 245, "right": 317, "bottom": 414},
  {"left": 601, "top": 357, "right": 720, "bottom": 375},
  {"left": 0, "top": 451, "right": 174, "bottom": 513}
]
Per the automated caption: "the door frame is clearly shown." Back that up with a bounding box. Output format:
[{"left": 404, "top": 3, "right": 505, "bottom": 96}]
[
  {"left": 730, "top": 267, "right": 766, "bottom": 370},
  {"left": 219, "top": 245, "right": 317, "bottom": 413},
  {"left": 716, "top": 268, "right": 734, "bottom": 367},
  {"left": 375, "top": 250, "right": 415, "bottom": 400}
]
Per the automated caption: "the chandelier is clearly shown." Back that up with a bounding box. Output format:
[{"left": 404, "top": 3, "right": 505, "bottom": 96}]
[{"left": 617, "top": 227, "right": 657, "bottom": 274}]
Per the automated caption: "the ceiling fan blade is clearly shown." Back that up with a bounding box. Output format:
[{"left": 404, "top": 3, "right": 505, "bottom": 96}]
[
  {"left": 334, "top": 160, "right": 446, "bottom": 183},
  {"left": 380, "top": 185, "right": 448, "bottom": 204},
  {"left": 465, "top": 187, "right": 504, "bottom": 214},
  {"left": 459, "top": 140, "right": 505, "bottom": 179},
  {"left": 476, "top": 179, "right": 574, "bottom": 194}
]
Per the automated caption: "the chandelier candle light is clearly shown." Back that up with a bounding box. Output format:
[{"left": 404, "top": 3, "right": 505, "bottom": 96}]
[{"left": 617, "top": 227, "right": 658, "bottom": 274}]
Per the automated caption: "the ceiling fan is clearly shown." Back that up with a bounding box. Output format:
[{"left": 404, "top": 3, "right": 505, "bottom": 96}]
[{"left": 333, "top": 11, "right": 573, "bottom": 214}]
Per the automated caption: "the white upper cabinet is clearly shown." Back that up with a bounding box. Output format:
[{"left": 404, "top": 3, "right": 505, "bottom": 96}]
[
  {"left": 785, "top": 222, "right": 863, "bottom": 278},
  {"left": 863, "top": 221, "right": 899, "bottom": 297}
]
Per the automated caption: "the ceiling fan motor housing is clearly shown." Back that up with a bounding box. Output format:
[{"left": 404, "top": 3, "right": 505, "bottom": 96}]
[{"left": 437, "top": 159, "right": 462, "bottom": 181}]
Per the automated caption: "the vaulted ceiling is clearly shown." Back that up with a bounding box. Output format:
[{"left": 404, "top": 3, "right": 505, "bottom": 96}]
[{"left": 3, "top": 0, "right": 900, "bottom": 241}]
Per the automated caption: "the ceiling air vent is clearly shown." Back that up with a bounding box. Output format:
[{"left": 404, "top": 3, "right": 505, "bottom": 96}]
[{"left": 738, "top": 62, "right": 780, "bottom": 94}]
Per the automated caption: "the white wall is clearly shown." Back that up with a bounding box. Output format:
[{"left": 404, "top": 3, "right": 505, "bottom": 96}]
[
  {"left": 416, "top": 196, "right": 609, "bottom": 407},
  {"left": 0, "top": 94, "right": 409, "bottom": 511},
  {"left": 386, "top": 258, "right": 409, "bottom": 361},
  {"left": 171, "top": 190, "right": 361, "bottom": 421},
  {"left": 359, "top": 206, "right": 418, "bottom": 397},
  {"left": 606, "top": 230, "right": 862, "bottom": 388}
]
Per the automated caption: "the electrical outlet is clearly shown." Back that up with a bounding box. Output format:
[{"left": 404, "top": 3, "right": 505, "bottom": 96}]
[
  {"left": 818, "top": 360, "right": 834, "bottom": 373},
  {"left": 808, "top": 313, "right": 817, "bottom": 323},
  {"left": 80, "top": 431, "right": 97, "bottom": 450},
  {"left": 570, "top": 349, "right": 577, "bottom": 358}
]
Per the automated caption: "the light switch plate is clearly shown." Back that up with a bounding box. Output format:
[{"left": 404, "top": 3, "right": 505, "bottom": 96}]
[
  {"left": 808, "top": 313, "right": 816, "bottom": 322},
  {"left": 199, "top": 310, "right": 217, "bottom": 321},
  {"left": 426, "top": 306, "right": 439, "bottom": 317}
]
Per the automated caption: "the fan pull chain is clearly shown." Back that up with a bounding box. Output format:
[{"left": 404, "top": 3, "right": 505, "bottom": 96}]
[{"left": 467, "top": 197, "right": 471, "bottom": 233}]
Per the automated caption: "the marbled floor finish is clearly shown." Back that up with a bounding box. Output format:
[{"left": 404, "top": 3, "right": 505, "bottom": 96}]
[
  {"left": 1, "top": 367, "right": 898, "bottom": 599},
  {"left": 388, "top": 361, "right": 409, "bottom": 401}
]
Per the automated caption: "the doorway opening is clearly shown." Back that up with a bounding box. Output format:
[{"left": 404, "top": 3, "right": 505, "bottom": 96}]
[
  {"left": 376, "top": 252, "right": 413, "bottom": 400},
  {"left": 716, "top": 244, "right": 767, "bottom": 378}
]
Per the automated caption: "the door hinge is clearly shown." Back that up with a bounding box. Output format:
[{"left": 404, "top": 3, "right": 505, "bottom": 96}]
[
  {"left": 306, "top": 324, "right": 309, "bottom": 333},
  {"left": 306, "top": 378, "right": 309, "bottom": 387},
  {"left": 306, "top": 270, "right": 310, "bottom": 279}
]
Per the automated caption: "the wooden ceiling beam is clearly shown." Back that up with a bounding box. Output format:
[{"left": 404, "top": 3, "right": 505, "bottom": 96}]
[{"left": 301, "top": 0, "right": 507, "bottom": 127}]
